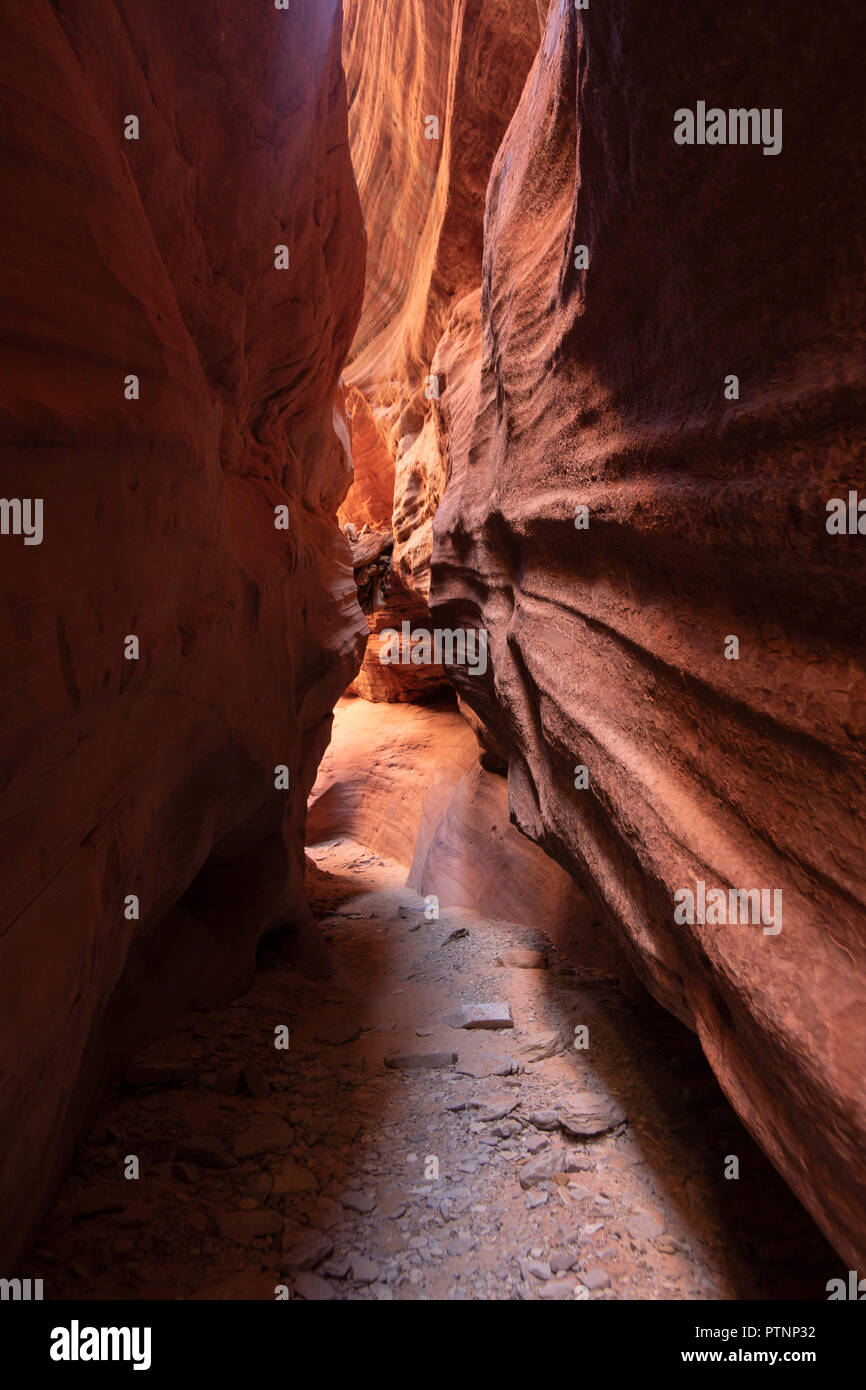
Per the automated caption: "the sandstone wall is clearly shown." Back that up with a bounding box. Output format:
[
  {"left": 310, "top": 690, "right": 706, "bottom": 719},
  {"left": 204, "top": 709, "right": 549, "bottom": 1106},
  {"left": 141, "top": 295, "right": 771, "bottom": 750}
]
[
  {"left": 0, "top": 0, "right": 366, "bottom": 1264},
  {"left": 342, "top": 0, "right": 540, "bottom": 607},
  {"left": 430, "top": 0, "right": 866, "bottom": 1265}
]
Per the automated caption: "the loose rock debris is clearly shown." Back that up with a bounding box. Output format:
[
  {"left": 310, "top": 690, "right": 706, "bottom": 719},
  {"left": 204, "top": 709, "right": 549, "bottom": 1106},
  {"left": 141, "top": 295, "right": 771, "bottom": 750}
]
[{"left": 24, "top": 840, "right": 834, "bottom": 1300}]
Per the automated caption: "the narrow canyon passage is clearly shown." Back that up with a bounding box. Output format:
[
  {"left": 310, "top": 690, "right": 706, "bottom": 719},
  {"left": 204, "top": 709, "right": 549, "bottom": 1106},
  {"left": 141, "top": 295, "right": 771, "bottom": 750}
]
[
  {"left": 22, "top": 699, "right": 835, "bottom": 1300},
  {"left": 2, "top": 0, "right": 864, "bottom": 1328}
]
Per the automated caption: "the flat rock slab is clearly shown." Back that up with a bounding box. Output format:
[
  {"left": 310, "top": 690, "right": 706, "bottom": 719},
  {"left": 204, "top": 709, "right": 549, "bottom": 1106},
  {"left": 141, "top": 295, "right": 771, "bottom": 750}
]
[
  {"left": 496, "top": 949, "right": 547, "bottom": 969},
  {"left": 385, "top": 1051, "right": 457, "bottom": 1069},
  {"left": 525, "top": 1134, "right": 549, "bottom": 1153},
  {"left": 467, "top": 1092, "right": 520, "bottom": 1123},
  {"left": 337, "top": 1189, "right": 377, "bottom": 1214},
  {"left": 292, "top": 1272, "right": 336, "bottom": 1301},
  {"left": 519, "top": 1149, "right": 566, "bottom": 1188},
  {"left": 283, "top": 1231, "right": 333, "bottom": 1272},
  {"left": 454, "top": 1053, "right": 518, "bottom": 1078},
  {"left": 444, "top": 1002, "right": 513, "bottom": 1030},
  {"left": 233, "top": 1117, "right": 294, "bottom": 1158},
  {"left": 516, "top": 1030, "right": 565, "bottom": 1061},
  {"left": 538, "top": 1277, "right": 579, "bottom": 1299},
  {"left": 558, "top": 1092, "right": 626, "bottom": 1137},
  {"left": 491, "top": 1118, "right": 522, "bottom": 1138},
  {"left": 528, "top": 1109, "right": 559, "bottom": 1130},
  {"left": 351, "top": 1256, "right": 380, "bottom": 1284},
  {"left": 377, "top": 1186, "right": 410, "bottom": 1219},
  {"left": 580, "top": 1266, "right": 611, "bottom": 1291}
]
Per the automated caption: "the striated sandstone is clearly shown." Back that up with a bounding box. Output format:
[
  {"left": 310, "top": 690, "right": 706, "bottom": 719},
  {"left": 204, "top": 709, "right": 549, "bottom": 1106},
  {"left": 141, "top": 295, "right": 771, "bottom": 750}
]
[
  {"left": 0, "top": 0, "right": 365, "bottom": 1264},
  {"left": 430, "top": 0, "right": 866, "bottom": 1265},
  {"left": 342, "top": 0, "right": 539, "bottom": 610},
  {"left": 338, "top": 386, "right": 394, "bottom": 532}
]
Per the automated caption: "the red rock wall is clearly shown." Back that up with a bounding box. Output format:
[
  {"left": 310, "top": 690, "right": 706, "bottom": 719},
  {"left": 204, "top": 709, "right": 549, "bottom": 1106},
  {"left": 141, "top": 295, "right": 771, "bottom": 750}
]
[
  {"left": 344, "top": 0, "right": 539, "bottom": 410},
  {"left": 338, "top": 387, "right": 395, "bottom": 532},
  {"left": 0, "top": 1, "right": 366, "bottom": 1264},
  {"left": 430, "top": 0, "right": 866, "bottom": 1265},
  {"left": 342, "top": 0, "right": 540, "bottom": 608}
]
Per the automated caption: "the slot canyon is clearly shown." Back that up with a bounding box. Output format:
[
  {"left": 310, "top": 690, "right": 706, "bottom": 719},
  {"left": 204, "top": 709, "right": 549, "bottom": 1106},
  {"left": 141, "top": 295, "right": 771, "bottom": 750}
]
[{"left": 1, "top": 0, "right": 864, "bottom": 1310}]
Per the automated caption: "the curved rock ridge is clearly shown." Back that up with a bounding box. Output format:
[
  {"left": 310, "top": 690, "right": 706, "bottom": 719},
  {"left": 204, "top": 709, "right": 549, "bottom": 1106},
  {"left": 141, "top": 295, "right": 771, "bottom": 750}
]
[
  {"left": 342, "top": 0, "right": 540, "bottom": 606},
  {"left": 344, "top": 0, "right": 539, "bottom": 403},
  {"left": 0, "top": 1, "right": 365, "bottom": 1264},
  {"left": 430, "top": 1, "right": 866, "bottom": 1264},
  {"left": 308, "top": 698, "right": 620, "bottom": 976}
]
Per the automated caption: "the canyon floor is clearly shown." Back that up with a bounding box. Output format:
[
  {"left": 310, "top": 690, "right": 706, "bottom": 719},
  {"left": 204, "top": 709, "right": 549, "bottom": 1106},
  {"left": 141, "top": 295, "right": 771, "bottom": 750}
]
[{"left": 26, "top": 836, "right": 834, "bottom": 1301}]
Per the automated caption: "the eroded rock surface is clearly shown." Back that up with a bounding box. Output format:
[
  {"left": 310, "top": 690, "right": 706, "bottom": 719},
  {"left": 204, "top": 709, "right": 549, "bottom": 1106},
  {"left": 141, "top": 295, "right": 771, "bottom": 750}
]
[
  {"left": 342, "top": 0, "right": 540, "bottom": 608},
  {"left": 430, "top": 1, "right": 866, "bottom": 1265},
  {"left": 0, "top": 0, "right": 365, "bottom": 1264},
  {"left": 338, "top": 388, "right": 394, "bottom": 533},
  {"left": 308, "top": 698, "right": 620, "bottom": 978}
]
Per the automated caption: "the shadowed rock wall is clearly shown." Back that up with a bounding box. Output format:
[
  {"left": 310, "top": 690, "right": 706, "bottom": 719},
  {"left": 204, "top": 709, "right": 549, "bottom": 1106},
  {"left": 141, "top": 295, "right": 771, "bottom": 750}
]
[
  {"left": 0, "top": 0, "right": 366, "bottom": 1264},
  {"left": 430, "top": 0, "right": 866, "bottom": 1266}
]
